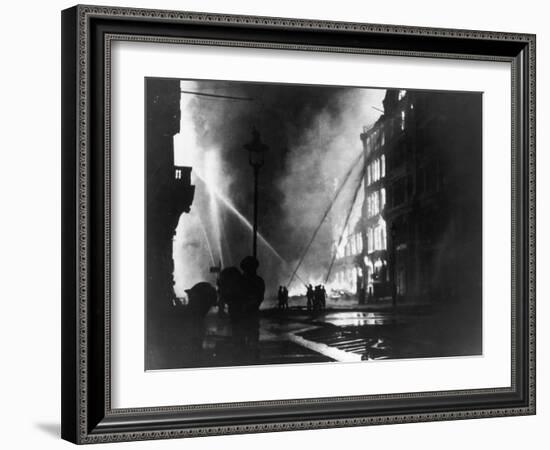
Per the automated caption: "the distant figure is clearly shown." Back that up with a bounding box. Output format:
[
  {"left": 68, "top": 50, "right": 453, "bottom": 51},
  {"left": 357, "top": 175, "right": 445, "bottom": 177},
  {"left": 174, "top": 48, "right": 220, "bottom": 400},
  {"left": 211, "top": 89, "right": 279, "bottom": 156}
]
[
  {"left": 306, "top": 284, "right": 314, "bottom": 311},
  {"left": 282, "top": 286, "right": 289, "bottom": 309},
  {"left": 225, "top": 256, "right": 265, "bottom": 363},
  {"left": 312, "top": 285, "right": 326, "bottom": 312},
  {"left": 313, "top": 285, "right": 322, "bottom": 312},
  {"left": 277, "top": 286, "right": 285, "bottom": 310}
]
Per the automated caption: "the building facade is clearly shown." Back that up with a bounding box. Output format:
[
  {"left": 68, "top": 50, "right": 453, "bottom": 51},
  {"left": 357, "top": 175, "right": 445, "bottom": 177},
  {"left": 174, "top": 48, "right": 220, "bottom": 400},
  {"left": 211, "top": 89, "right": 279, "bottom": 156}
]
[
  {"left": 331, "top": 87, "right": 482, "bottom": 306},
  {"left": 375, "top": 88, "right": 482, "bottom": 305},
  {"left": 360, "top": 113, "right": 390, "bottom": 301},
  {"left": 331, "top": 214, "right": 364, "bottom": 298},
  {"left": 146, "top": 79, "right": 196, "bottom": 315}
]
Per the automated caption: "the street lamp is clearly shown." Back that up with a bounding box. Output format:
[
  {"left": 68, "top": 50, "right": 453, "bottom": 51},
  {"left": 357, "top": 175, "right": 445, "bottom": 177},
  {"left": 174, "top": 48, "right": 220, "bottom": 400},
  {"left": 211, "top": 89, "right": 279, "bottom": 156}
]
[{"left": 244, "top": 127, "right": 268, "bottom": 259}]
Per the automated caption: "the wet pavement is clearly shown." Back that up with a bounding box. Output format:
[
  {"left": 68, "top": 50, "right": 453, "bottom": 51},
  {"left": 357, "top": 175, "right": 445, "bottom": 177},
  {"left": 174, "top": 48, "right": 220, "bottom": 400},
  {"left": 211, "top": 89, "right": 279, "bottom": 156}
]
[
  {"left": 148, "top": 296, "right": 482, "bottom": 370},
  {"left": 259, "top": 307, "right": 436, "bottom": 363}
]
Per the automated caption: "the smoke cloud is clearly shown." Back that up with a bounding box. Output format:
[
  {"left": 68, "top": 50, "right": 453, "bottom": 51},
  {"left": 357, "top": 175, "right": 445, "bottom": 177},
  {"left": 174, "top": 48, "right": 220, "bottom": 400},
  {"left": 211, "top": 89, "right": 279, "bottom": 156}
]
[{"left": 172, "top": 79, "right": 384, "bottom": 301}]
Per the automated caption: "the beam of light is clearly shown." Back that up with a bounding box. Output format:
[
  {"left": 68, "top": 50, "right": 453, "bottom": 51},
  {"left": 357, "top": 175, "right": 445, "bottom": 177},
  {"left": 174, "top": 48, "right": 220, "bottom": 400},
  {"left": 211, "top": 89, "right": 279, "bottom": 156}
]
[
  {"left": 203, "top": 151, "right": 224, "bottom": 267},
  {"left": 325, "top": 166, "right": 366, "bottom": 284},
  {"left": 194, "top": 170, "right": 285, "bottom": 261},
  {"left": 286, "top": 150, "right": 364, "bottom": 289},
  {"left": 193, "top": 170, "right": 308, "bottom": 285},
  {"left": 196, "top": 213, "right": 215, "bottom": 266},
  {"left": 218, "top": 209, "right": 233, "bottom": 269}
]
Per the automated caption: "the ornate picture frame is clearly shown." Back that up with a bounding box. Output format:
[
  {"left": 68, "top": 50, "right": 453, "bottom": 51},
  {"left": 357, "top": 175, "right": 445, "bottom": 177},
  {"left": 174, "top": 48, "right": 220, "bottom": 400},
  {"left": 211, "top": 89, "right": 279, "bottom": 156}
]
[{"left": 61, "top": 5, "right": 535, "bottom": 444}]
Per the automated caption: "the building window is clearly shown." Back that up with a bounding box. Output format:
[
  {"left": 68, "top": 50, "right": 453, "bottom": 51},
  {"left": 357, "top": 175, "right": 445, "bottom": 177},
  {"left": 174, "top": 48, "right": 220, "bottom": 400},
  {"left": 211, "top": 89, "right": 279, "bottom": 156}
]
[
  {"left": 366, "top": 195, "right": 371, "bottom": 217},
  {"left": 381, "top": 188, "right": 386, "bottom": 210},
  {"left": 367, "top": 228, "right": 374, "bottom": 253},
  {"left": 367, "top": 192, "right": 375, "bottom": 218},
  {"left": 337, "top": 239, "right": 345, "bottom": 259},
  {"left": 175, "top": 169, "right": 181, "bottom": 179},
  {"left": 398, "top": 90, "right": 407, "bottom": 101},
  {"left": 367, "top": 164, "right": 372, "bottom": 186},
  {"left": 368, "top": 219, "right": 387, "bottom": 252},
  {"left": 367, "top": 190, "right": 382, "bottom": 218},
  {"left": 366, "top": 157, "right": 385, "bottom": 187}
]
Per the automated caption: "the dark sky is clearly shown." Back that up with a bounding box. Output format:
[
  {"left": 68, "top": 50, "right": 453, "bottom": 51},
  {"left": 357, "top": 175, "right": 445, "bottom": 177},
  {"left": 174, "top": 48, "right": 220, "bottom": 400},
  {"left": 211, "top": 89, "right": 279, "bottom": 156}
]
[{"left": 173, "top": 79, "right": 384, "bottom": 297}]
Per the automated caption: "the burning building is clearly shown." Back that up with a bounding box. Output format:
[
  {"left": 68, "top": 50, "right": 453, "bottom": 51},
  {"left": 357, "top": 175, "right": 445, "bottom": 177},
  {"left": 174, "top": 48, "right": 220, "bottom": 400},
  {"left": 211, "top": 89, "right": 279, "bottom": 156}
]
[
  {"left": 331, "top": 87, "right": 482, "bottom": 306},
  {"left": 360, "top": 117, "right": 390, "bottom": 301},
  {"left": 329, "top": 201, "right": 365, "bottom": 298}
]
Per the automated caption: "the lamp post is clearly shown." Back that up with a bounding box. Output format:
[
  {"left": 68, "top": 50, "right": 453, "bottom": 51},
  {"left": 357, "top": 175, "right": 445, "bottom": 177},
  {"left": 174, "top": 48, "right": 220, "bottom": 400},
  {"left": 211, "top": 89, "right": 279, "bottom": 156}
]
[{"left": 244, "top": 127, "right": 268, "bottom": 259}]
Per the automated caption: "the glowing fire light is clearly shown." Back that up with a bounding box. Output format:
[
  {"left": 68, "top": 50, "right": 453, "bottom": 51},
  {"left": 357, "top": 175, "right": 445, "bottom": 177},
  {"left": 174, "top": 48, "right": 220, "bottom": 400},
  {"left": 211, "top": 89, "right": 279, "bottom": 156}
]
[
  {"left": 193, "top": 170, "right": 308, "bottom": 284},
  {"left": 202, "top": 151, "right": 224, "bottom": 267}
]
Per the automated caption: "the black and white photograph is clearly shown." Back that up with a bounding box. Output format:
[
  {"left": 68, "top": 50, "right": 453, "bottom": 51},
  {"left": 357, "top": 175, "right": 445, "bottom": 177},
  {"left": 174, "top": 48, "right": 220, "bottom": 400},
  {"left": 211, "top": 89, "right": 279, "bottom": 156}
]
[
  {"left": 53, "top": 1, "right": 538, "bottom": 446},
  {"left": 0, "top": 0, "right": 543, "bottom": 446},
  {"left": 145, "top": 78, "right": 482, "bottom": 370}
]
